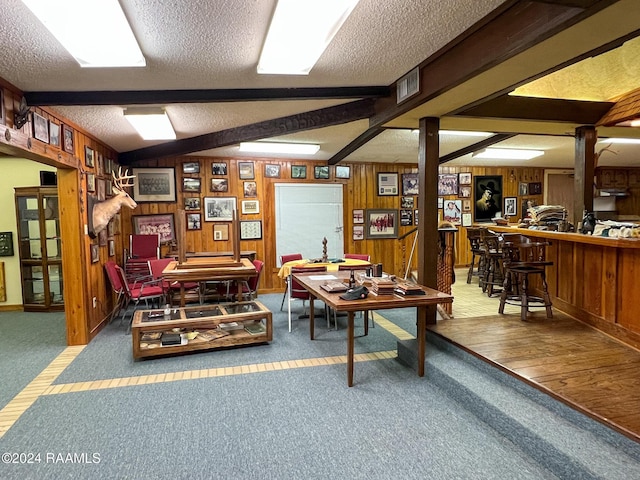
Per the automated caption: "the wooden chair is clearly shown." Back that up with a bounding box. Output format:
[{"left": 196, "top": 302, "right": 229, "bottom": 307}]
[
  {"left": 465, "top": 227, "right": 486, "bottom": 284},
  {"left": 498, "top": 239, "right": 553, "bottom": 321},
  {"left": 279, "top": 253, "right": 303, "bottom": 311},
  {"left": 287, "top": 266, "right": 327, "bottom": 332}
]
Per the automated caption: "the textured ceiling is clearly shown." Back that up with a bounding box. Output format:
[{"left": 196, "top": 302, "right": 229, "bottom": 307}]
[{"left": 0, "top": 0, "right": 639, "bottom": 168}]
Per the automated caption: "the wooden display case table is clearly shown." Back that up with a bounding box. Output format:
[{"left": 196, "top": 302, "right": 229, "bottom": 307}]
[{"left": 131, "top": 301, "right": 272, "bottom": 360}]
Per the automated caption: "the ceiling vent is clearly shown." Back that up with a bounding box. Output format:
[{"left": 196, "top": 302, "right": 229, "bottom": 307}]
[{"left": 396, "top": 67, "right": 420, "bottom": 104}]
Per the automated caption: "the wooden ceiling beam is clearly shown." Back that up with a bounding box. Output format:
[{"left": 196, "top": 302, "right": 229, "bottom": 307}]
[
  {"left": 24, "top": 87, "right": 390, "bottom": 106},
  {"left": 439, "top": 133, "right": 517, "bottom": 164},
  {"left": 119, "top": 99, "right": 376, "bottom": 164}
]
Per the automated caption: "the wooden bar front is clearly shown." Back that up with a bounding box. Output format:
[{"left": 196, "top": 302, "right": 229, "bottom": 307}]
[{"left": 489, "top": 226, "right": 640, "bottom": 348}]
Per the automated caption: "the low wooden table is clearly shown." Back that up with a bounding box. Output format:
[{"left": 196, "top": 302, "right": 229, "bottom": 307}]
[
  {"left": 131, "top": 301, "right": 272, "bottom": 359},
  {"left": 162, "top": 257, "right": 257, "bottom": 306},
  {"left": 293, "top": 271, "right": 453, "bottom": 386}
]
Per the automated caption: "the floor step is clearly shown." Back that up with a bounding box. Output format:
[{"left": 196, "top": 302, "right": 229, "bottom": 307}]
[{"left": 425, "top": 332, "right": 640, "bottom": 479}]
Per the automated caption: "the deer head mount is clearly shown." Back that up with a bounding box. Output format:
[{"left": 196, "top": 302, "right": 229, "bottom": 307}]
[{"left": 89, "top": 168, "right": 137, "bottom": 238}]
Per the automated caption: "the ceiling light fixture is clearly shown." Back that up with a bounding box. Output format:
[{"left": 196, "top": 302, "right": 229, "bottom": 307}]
[
  {"left": 124, "top": 108, "right": 175, "bottom": 140},
  {"left": 410, "top": 129, "right": 492, "bottom": 137},
  {"left": 239, "top": 142, "right": 320, "bottom": 155},
  {"left": 21, "top": 0, "right": 145, "bottom": 67},
  {"left": 472, "top": 148, "right": 544, "bottom": 160},
  {"left": 257, "top": 0, "right": 361, "bottom": 75},
  {"left": 599, "top": 137, "right": 640, "bottom": 144}
]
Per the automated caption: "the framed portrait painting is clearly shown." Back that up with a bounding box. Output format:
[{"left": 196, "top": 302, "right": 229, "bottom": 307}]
[
  {"left": 132, "top": 167, "right": 177, "bottom": 202},
  {"left": 474, "top": 175, "right": 503, "bottom": 222},
  {"left": 365, "top": 209, "right": 398, "bottom": 239}
]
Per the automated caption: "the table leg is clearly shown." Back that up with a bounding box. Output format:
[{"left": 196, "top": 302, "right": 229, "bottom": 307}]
[
  {"left": 309, "top": 296, "right": 315, "bottom": 340},
  {"left": 348, "top": 311, "right": 354, "bottom": 387},
  {"left": 180, "top": 283, "right": 186, "bottom": 307},
  {"left": 417, "top": 306, "right": 426, "bottom": 377}
]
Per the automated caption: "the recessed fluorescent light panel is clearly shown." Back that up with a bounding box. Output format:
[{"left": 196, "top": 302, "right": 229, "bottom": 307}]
[
  {"left": 439, "top": 130, "right": 492, "bottom": 137},
  {"left": 239, "top": 142, "right": 320, "bottom": 155},
  {"left": 22, "top": 0, "right": 145, "bottom": 67},
  {"left": 258, "top": 0, "right": 360, "bottom": 75},
  {"left": 473, "top": 148, "right": 544, "bottom": 160},
  {"left": 124, "top": 108, "right": 175, "bottom": 140},
  {"left": 599, "top": 138, "right": 640, "bottom": 144}
]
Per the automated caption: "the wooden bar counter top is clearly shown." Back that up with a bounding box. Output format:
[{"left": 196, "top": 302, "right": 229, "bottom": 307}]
[{"left": 486, "top": 224, "right": 640, "bottom": 348}]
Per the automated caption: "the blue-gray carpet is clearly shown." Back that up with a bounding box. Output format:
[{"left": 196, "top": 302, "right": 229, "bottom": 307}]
[{"left": 1, "top": 294, "right": 640, "bottom": 479}]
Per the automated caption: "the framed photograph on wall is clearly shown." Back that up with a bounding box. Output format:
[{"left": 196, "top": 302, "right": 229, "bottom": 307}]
[
  {"left": 213, "top": 224, "right": 229, "bottom": 241},
  {"left": 353, "top": 209, "right": 364, "bottom": 224},
  {"left": 182, "top": 161, "right": 200, "bottom": 174},
  {"left": 504, "top": 197, "right": 517, "bottom": 216},
  {"left": 49, "top": 122, "right": 60, "bottom": 147},
  {"left": 353, "top": 225, "right": 364, "bottom": 241},
  {"left": 32, "top": 112, "right": 49, "bottom": 143},
  {"left": 108, "top": 239, "right": 115, "bottom": 257},
  {"left": 90, "top": 244, "right": 99, "bottom": 263},
  {"left": 462, "top": 213, "right": 473, "bottom": 227},
  {"left": 238, "top": 162, "right": 254, "bottom": 179},
  {"left": 85, "top": 146, "right": 94, "bottom": 167},
  {"left": 241, "top": 200, "right": 260, "bottom": 214},
  {"left": 132, "top": 167, "right": 176, "bottom": 202},
  {"left": 291, "top": 165, "right": 307, "bottom": 179},
  {"left": 474, "top": 175, "right": 503, "bottom": 222},
  {"left": 132, "top": 213, "right": 176, "bottom": 243},
  {"left": 265, "top": 164, "right": 281, "bottom": 178},
  {"left": 459, "top": 172, "right": 472, "bottom": 185},
  {"left": 335, "top": 165, "right": 350, "bottom": 179},
  {"left": 400, "top": 209, "right": 413, "bottom": 226},
  {"left": 443, "top": 200, "right": 462, "bottom": 224},
  {"left": 183, "top": 177, "right": 201, "bottom": 193},
  {"left": 211, "top": 162, "right": 227, "bottom": 175},
  {"left": 377, "top": 172, "right": 398, "bottom": 196},
  {"left": 184, "top": 197, "right": 201, "bottom": 211},
  {"left": 244, "top": 181, "right": 257, "bottom": 197},
  {"left": 204, "top": 196, "right": 237, "bottom": 221},
  {"left": 401, "top": 196, "right": 414, "bottom": 208},
  {"left": 86, "top": 173, "right": 95, "bottom": 192},
  {"left": 240, "top": 220, "right": 262, "bottom": 240},
  {"left": 519, "top": 182, "right": 529, "bottom": 196},
  {"left": 186, "top": 213, "right": 202, "bottom": 230},
  {"left": 210, "top": 178, "right": 228, "bottom": 192},
  {"left": 458, "top": 185, "right": 471, "bottom": 198},
  {"left": 365, "top": 209, "right": 398, "bottom": 239},
  {"left": 529, "top": 182, "right": 542, "bottom": 195},
  {"left": 402, "top": 173, "right": 419, "bottom": 195},
  {"left": 62, "top": 124, "right": 74, "bottom": 153},
  {"left": 314, "top": 165, "right": 330, "bottom": 179},
  {"left": 438, "top": 173, "right": 458, "bottom": 195}
]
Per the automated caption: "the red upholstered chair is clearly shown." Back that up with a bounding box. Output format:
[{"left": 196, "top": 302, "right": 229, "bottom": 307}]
[
  {"left": 148, "top": 258, "right": 201, "bottom": 305},
  {"left": 216, "top": 259, "right": 264, "bottom": 302},
  {"left": 104, "top": 261, "right": 126, "bottom": 322},
  {"left": 288, "top": 266, "right": 327, "bottom": 332},
  {"left": 125, "top": 234, "right": 160, "bottom": 281},
  {"left": 344, "top": 253, "right": 371, "bottom": 261},
  {"left": 114, "top": 263, "right": 165, "bottom": 331},
  {"left": 280, "top": 253, "right": 303, "bottom": 311}
]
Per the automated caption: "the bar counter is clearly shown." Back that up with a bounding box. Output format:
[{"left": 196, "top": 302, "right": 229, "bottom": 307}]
[{"left": 488, "top": 224, "right": 640, "bottom": 348}]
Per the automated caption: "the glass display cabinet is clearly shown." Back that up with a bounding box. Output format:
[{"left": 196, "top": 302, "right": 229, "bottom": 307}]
[{"left": 14, "top": 186, "right": 64, "bottom": 311}]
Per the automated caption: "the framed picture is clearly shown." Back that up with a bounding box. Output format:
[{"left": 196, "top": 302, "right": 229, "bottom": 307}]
[
  {"left": 462, "top": 213, "right": 473, "bottom": 227},
  {"left": 291, "top": 165, "right": 307, "bottom": 179},
  {"left": 211, "top": 162, "right": 227, "bottom": 175},
  {"left": 90, "top": 244, "right": 99, "bottom": 263},
  {"left": 377, "top": 172, "right": 399, "bottom": 196},
  {"left": 97, "top": 178, "right": 106, "bottom": 201},
  {"left": 265, "top": 164, "right": 281, "bottom": 178},
  {"left": 182, "top": 162, "right": 200, "bottom": 174},
  {"left": 98, "top": 229, "right": 108, "bottom": 247},
  {"left": 186, "top": 213, "right": 202, "bottom": 230},
  {"left": 529, "top": 182, "right": 542, "bottom": 195},
  {"left": 365, "top": 209, "right": 398, "bottom": 239},
  {"left": 108, "top": 239, "right": 115, "bottom": 257},
  {"left": 244, "top": 181, "right": 257, "bottom": 197},
  {"left": 438, "top": 197, "right": 444, "bottom": 209},
  {"left": 210, "top": 178, "right": 228, "bottom": 192},
  {"left": 107, "top": 218, "right": 115, "bottom": 237},
  {"left": 0, "top": 232, "right": 14, "bottom": 256},
  {"left": 475, "top": 175, "right": 503, "bottom": 222},
  {"left": 49, "top": 122, "right": 60, "bottom": 147},
  {"left": 32, "top": 112, "right": 49, "bottom": 143},
  {"left": 401, "top": 196, "right": 414, "bottom": 208},
  {"left": 353, "top": 209, "right": 364, "bottom": 224},
  {"left": 204, "top": 197, "right": 237, "bottom": 221},
  {"left": 183, "top": 177, "right": 201, "bottom": 193},
  {"left": 462, "top": 199, "right": 471, "bottom": 212},
  {"left": 238, "top": 162, "right": 254, "bottom": 179},
  {"left": 314, "top": 165, "right": 330, "bottom": 179},
  {"left": 97, "top": 152, "right": 103, "bottom": 175},
  {"left": 241, "top": 200, "right": 260, "bottom": 214},
  {"left": 86, "top": 173, "right": 95, "bottom": 192},
  {"left": 353, "top": 225, "right": 364, "bottom": 241},
  {"left": 438, "top": 173, "right": 458, "bottom": 196},
  {"left": 132, "top": 213, "right": 176, "bottom": 243},
  {"left": 504, "top": 197, "right": 517, "bottom": 216},
  {"left": 400, "top": 209, "right": 413, "bottom": 226},
  {"left": 459, "top": 172, "right": 472, "bottom": 185},
  {"left": 519, "top": 182, "right": 529, "bottom": 196},
  {"left": 62, "top": 124, "right": 74, "bottom": 154},
  {"left": 184, "top": 197, "right": 201, "bottom": 211},
  {"left": 402, "top": 173, "right": 419, "bottom": 196},
  {"left": 213, "top": 224, "right": 229, "bottom": 241},
  {"left": 522, "top": 198, "right": 537, "bottom": 220},
  {"left": 132, "top": 167, "right": 177, "bottom": 202},
  {"left": 335, "top": 165, "right": 350, "bottom": 179},
  {"left": 414, "top": 209, "right": 418, "bottom": 226},
  {"left": 443, "top": 200, "right": 462, "bottom": 224},
  {"left": 240, "top": 220, "right": 262, "bottom": 240},
  {"left": 458, "top": 185, "right": 471, "bottom": 198},
  {"left": 84, "top": 146, "right": 94, "bottom": 167}
]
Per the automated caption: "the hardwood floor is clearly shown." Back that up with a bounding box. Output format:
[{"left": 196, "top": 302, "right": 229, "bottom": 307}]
[{"left": 429, "top": 269, "right": 640, "bottom": 443}]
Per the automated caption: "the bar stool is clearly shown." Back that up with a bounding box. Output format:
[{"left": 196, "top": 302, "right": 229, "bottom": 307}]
[
  {"left": 480, "top": 230, "right": 504, "bottom": 297},
  {"left": 465, "top": 227, "right": 486, "bottom": 284},
  {"left": 498, "top": 239, "right": 553, "bottom": 321}
]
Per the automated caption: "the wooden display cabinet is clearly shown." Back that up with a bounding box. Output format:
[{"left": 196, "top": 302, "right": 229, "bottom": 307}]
[
  {"left": 131, "top": 301, "right": 272, "bottom": 359},
  {"left": 14, "top": 186, "right": 64, "bottom": 311}
]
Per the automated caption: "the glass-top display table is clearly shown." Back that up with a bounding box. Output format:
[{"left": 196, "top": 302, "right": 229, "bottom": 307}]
[{"left": 131, "top": 301, "right": 272, "bottom": 359}]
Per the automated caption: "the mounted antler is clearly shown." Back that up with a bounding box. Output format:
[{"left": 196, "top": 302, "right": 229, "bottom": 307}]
[
  {"left": 595, "top": 143, "right": 618, "bottom": 169},
  {"left": 90, "top": 168, "right": 138, "bottom": 237}
]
